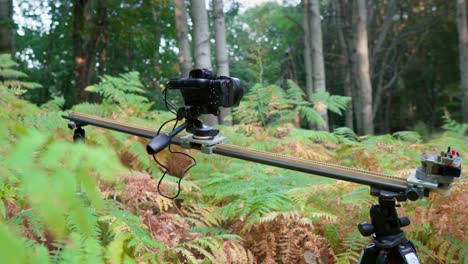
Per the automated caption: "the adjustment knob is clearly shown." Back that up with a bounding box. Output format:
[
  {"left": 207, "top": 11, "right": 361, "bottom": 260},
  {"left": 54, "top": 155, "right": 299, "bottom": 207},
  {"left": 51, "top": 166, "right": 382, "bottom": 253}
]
[
  {"left": 399, "top": 217, "right": 410, "bottom": 227},
  {"left": 405, "top": 188, "right": 424, "bottom": 201},
  {"left": 358, "top": 222, "right": 374, "bottom": 236}
]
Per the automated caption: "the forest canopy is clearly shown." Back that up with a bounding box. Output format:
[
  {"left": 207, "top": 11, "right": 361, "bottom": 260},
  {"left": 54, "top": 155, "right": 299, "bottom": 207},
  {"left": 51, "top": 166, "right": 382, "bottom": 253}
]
[{"left": 1, "top": 0, "right": 466, "bottom": 134}]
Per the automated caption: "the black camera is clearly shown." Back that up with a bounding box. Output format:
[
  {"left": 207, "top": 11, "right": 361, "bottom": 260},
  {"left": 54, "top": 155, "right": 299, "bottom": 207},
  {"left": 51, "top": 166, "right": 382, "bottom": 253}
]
[{"left": 167, "top": 69, "right": 243, "bottom": 115}]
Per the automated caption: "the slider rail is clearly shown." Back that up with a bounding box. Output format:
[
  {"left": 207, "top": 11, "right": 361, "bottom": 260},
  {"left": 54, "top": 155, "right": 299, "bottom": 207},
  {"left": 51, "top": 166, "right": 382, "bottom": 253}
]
[{"left": 63, "top": 111, "right": 408, "bottom": 193}]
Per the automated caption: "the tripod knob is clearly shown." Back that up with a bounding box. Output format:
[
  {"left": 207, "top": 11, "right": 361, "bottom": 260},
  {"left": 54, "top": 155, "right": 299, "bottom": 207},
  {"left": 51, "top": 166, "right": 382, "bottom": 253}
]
[
  {"left": 406, "top": 187, "right": 424, "bottom": 201},
  {"left": 358, "top": 222, "right": 374, "bottom": 236},
  {"left": 399, "top": 217, "right": 410, "bottom": 227}
]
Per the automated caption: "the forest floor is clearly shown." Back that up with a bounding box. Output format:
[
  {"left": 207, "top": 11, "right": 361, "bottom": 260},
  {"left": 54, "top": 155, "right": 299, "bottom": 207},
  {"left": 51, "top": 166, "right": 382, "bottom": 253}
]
[{"left": 1, "top": 89, "right": 467, "bottom": 263}]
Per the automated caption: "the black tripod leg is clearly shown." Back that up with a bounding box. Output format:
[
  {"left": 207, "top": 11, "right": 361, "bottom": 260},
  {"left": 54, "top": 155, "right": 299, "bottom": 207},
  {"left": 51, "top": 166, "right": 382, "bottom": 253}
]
[
  {"left": 358, "top": 243, "right": 379, "bottom": 263},
  {"left": 397, "top": 241, "right": 420, "bottom": 264},
  {"left": 71, "top": 126, "right": 90, "bottom": 204},
  {"left": 73, "top": 127, "right": 85, "bottom": 143}
]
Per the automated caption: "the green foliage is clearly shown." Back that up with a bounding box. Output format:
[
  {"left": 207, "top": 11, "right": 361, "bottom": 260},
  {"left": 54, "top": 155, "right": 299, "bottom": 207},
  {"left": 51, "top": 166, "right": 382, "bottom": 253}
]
[
  {"left": 0, "top": 221, "right": 51, "bottom": 264},
  {"left": 287, "top": 128, "right": 340, "bottom": 143},
  {"left": 234, "top": 80, "right": 350, "bottom": 127},
  {"left": 41, "top": 97, "right": 65, "bottom": 111},
  {"left": 5, "top": 129, "right": 124, "bottom": 237},
  {"left": 0, "top": 53, "right": 42, "bottom": 95},
  {"left": 227, "top": 2, "right": 301, "bottom": 86},
  {"left": 408, "top": 224, "right": 467, "bottom": 263},
  {"left": 1, "top": 65, "right": 466, "bottom": 263},
  {"left": 86, "top": 72, "right": 152, "bottom": 111},
  {"left": 0, "top": 54, "right": 28, "bottom": 79},
  {"left": 391, "top": 131, "right": 422, "bottom": 143},
  {"left": 336, "top": 231, "right": 366, "bottom": 264},
  {"left": 172, "top": 234, "right": 239, "bottom": 264},
  {"left": 309, "top": 90, "right": 350, "bottom": 116},
  {"left": 205, "top": 170, "right": 291, "bottom": 232},
  {"left": 441, "top": 115, "right": 468, "bottom": 137},
  {"left": 332, "top": 127, "right": 361, "bottom": 144}
]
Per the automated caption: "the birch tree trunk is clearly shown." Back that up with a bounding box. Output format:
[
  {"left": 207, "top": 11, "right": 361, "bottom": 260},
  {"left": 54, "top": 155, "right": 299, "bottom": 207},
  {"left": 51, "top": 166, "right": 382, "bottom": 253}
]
[
  {"left": 456, "top": 0, "right": 468, "bottom": 123},
  {"left": 309, "top": 0, "right": 329, "bottom": 131},
  {"left": 213, "top": 0, "right": 231, "bottom": 125},
  {"left": 0, "top": 0, "right": 14, "bottom": 55},
  {"left": 352, "top": 0, "right": 374, "bottom": 134},
  {"left": 190, "top": 0, "right": 218, "bottom": 126},
  {"left": 174, "top": 0, "right": 193, "bottom": 78}
]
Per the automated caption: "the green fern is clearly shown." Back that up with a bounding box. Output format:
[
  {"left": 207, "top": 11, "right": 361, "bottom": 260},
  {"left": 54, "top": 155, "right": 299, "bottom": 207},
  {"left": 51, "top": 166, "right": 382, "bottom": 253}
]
[
  {"left": 4, "top": 128, "right": 125, "bottom": 237},
  {"left": 0, "top": 53, "right": 42, "bottom": 95},
  {"left": 336, "top": 230, "right": 367, "bottom": 264},
  {"left": 233, "top": 80, "right": 350, "bottom": 128},
  {"left": 0, "top": 222, "right": 51, "bottom": 264},
  {"left": 392, "top": 131, "right": 422, "bottom": 143},
  {"left": 441, "top": 115, "right": 468, "bottom": 137},
  {"left": 9, "top": 209, "right": 46, "bottom": 241},
  {"left": 201, "top": 170, "right": 292, "bottom": 231},
  {"left": 171, "top": 234, "right": 239, "bottom": 263},
  {"left": 86, "top": 71, "right": 152, "bottom": 111},
  {"left": 408, "top": 224, "right": 467, "bottom": 263},
  {"left": 41, "top": 97, "right": 65, "bottom": 111},
  {"left": 341, "top": 186, "right": 374, "bottom": 205},
  {"left": 309, "top": 90, "right": 350, "bottom": 116},
  {"left": 332, "top": 127, "right": 361, "bottom": 143}
]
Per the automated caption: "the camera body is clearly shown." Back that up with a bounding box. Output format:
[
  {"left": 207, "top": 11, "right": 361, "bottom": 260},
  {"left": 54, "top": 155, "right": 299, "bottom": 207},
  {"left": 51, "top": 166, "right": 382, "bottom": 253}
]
[{"left": 167, "top": 69, "right": 243, "bottom": 116}]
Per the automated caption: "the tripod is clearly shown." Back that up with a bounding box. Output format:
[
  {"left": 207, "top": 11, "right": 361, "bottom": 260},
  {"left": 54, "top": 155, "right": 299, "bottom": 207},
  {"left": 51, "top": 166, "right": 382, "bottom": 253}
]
[{"left": 357, "top": 189, "right": 420, "bottom": 264}]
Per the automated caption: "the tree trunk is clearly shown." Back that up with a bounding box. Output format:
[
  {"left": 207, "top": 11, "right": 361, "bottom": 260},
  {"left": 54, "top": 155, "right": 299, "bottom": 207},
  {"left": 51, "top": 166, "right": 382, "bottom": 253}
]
[
  {"left": 97, "top": 0, "right": 108, "bottom": 77},
  {"left": 152, "top": 7, "right": 162, "bottom": 76},
  {"left": 190, "top": 0, "right": 218, "bottom": 126},
  {"left": 301, "top": 0, "right": 316, "bottom": 129},
  {"left": 352, "top": 0, "right": 374, "bottom": 135},
  {"left": 335, "top": 0, "right": 354, "bottom": 130},
  {"left": 72, "top": 0, "right": 107, "bottom": 104},
  {"left": 174, "top": 0, "right": 193, "bottom": 78},
  {"left": 308, "top": 0, "right": 329, "bottom": 131},
  {"left": 302, "top": 0, "right": 313, "bottom": 100},
  {"left": 213, "top": 0, "right": 232, "bottom": 125},
  {"left": 457, "top": 0, "right": 468, "bottom": 123},
  {"left": 281, "top": 47, "right": 297, "bottom": 84},
  {"left": 0, "top": 0, "right": 14, "bottom": 55}
]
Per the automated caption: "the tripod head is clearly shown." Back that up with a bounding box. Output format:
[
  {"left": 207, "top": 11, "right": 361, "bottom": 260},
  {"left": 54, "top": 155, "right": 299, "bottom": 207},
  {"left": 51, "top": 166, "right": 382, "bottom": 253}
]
[
  {"left": 357, "top": 188, "right": 421, "bottom": 264},
  {"left": 358, "top": 189, "right": 410, "bottom": 242}
]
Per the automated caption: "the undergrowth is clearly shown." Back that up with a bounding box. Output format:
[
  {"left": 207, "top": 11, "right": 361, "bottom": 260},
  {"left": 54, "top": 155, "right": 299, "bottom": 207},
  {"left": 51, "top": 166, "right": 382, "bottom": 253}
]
[{"left": 1, "top": 68, "right": 467, "bottom": 263}]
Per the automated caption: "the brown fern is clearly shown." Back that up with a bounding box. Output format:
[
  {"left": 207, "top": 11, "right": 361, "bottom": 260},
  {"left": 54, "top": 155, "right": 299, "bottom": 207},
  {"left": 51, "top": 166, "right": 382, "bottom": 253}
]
[
  {"left": 214, "top": 241, "right": 256, "bottom": 264},
  {"left": 241, "top": 211, "right": 336, "bottom": 264}
]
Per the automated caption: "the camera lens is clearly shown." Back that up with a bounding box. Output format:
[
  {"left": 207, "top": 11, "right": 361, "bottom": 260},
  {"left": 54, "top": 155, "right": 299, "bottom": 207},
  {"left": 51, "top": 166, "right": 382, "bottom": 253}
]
[{"left": 230, "top": 78, "right": 243, "bottom": 106}]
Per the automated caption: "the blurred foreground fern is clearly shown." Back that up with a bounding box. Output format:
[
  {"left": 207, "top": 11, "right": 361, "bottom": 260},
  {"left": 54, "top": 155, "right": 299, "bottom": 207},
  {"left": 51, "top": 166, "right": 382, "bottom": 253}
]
[{"left": 0, "top": 53, "right": 42, "bottom": 95}]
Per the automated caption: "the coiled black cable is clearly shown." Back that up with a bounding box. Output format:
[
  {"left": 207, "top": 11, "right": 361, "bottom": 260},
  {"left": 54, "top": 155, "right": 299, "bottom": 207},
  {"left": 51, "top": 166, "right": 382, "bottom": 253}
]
[{"left": 152, "top": 87, "right": 197, "bottom": 199}]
